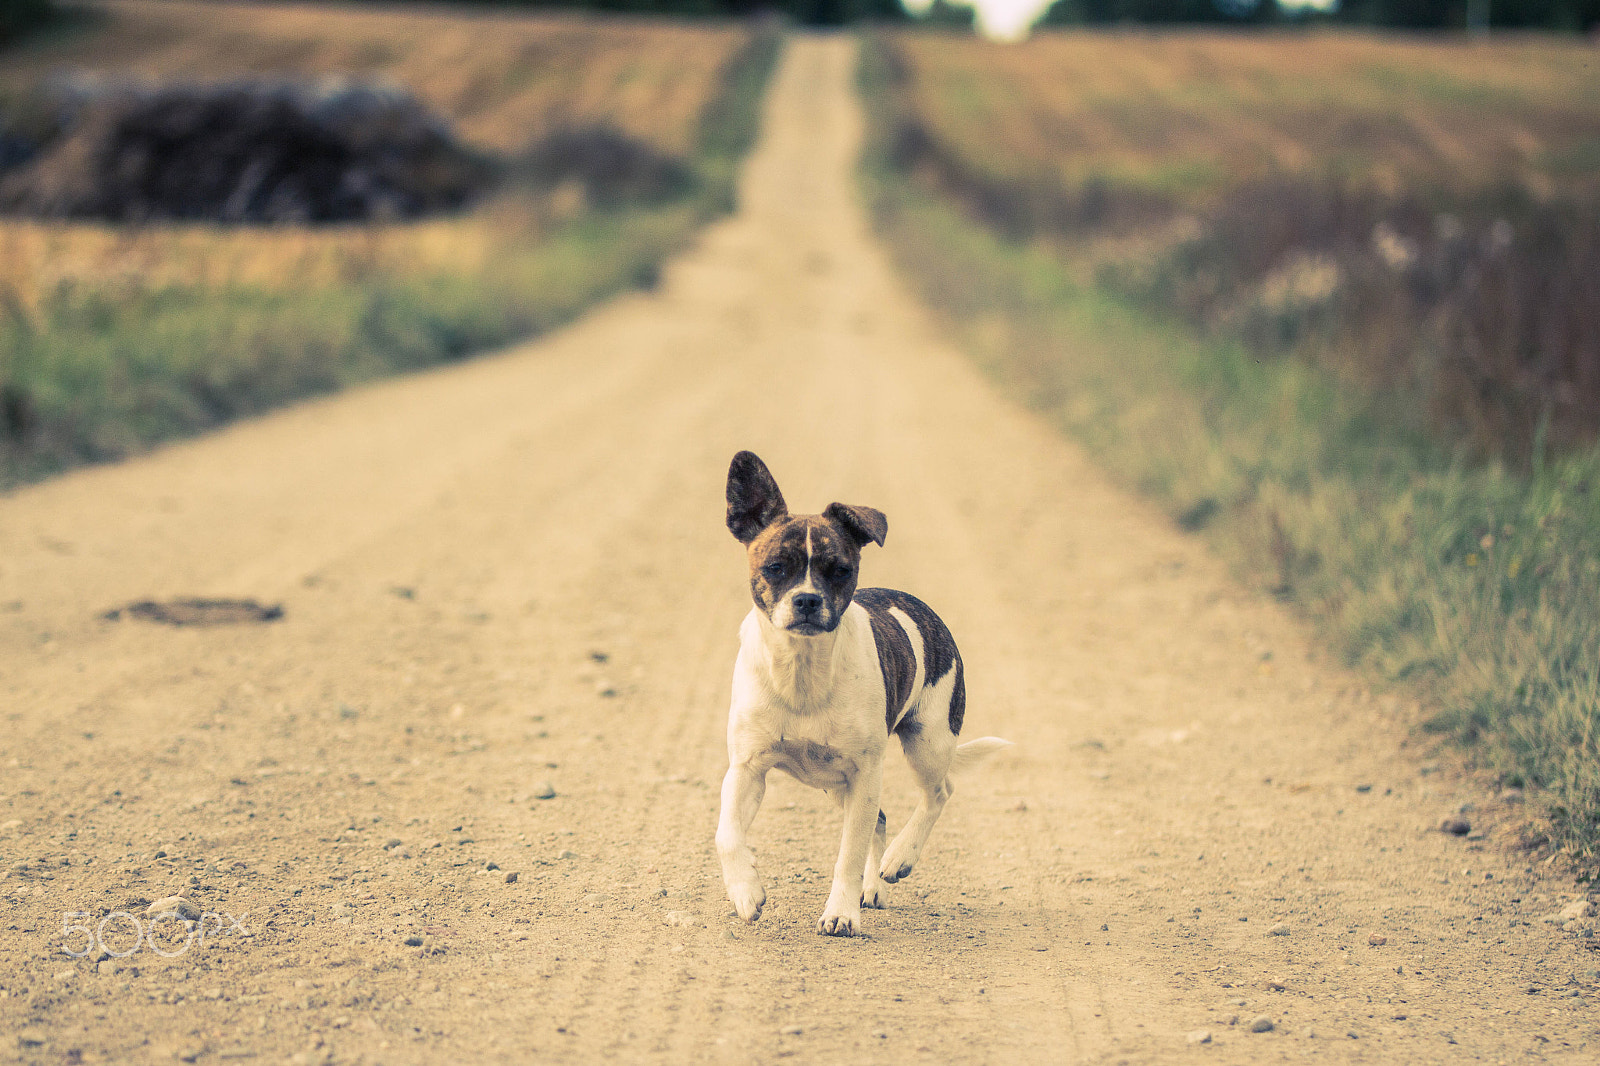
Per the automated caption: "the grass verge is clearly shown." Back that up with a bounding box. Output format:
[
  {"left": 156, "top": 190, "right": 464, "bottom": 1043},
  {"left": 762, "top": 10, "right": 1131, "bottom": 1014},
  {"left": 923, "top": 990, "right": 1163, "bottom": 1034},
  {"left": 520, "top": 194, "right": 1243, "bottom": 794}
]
[
  {"left": 860, "top": 36, "right": 1600, "bottom": 862},
  {"left": 0, "top": 19, "right": 781, "bottom": 488}
]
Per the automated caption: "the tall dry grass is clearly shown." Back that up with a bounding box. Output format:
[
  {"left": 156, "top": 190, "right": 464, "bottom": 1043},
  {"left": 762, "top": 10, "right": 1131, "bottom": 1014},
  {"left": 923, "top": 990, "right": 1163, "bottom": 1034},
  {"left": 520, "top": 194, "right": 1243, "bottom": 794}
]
[{"left": 876, "top": 28, "right": 1600, "bottom": 457}]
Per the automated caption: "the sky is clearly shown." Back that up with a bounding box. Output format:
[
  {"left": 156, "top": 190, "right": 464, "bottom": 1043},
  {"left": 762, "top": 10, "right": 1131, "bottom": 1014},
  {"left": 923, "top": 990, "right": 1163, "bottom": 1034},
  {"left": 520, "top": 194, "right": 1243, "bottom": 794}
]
[{"left": 905, "top": 0, "right": 1341, "bottom": 42}]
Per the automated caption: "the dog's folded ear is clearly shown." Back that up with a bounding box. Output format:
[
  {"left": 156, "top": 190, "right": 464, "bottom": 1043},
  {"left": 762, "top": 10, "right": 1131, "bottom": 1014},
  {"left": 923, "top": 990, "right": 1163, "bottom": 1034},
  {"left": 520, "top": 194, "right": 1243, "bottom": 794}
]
[
  {"left": 727, "top": 451, "right": 789, "bottom": 544},
  {"left": 824, "top": 502, "right": 887, "bottom": 548}
]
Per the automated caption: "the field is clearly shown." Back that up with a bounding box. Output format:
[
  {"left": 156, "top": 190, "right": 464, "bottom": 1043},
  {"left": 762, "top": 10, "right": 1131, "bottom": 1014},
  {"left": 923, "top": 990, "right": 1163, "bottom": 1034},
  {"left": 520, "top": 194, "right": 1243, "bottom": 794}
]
[
  {"left": 861, "top": 29, "right": 1600, "bottom": 855},
  {"left": 876, "top": 28, "right": 1600, "bottom": 457},
  {"left": 0, "top": 0, "right": 777, "bottom": 484}
]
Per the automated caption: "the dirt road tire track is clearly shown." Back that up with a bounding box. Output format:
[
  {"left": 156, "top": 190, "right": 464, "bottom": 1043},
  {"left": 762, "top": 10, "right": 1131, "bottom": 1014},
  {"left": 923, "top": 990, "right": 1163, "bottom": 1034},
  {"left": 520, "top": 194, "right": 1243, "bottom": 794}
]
[{"left": 1, "top": 35, "right": 1595, "bottom": 1066}]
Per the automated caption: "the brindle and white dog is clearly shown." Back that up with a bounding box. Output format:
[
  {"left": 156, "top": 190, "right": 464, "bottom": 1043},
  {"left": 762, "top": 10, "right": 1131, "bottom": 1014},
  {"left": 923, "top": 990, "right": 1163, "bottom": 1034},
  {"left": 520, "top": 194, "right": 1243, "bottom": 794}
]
[{"left": 716, "top": 451, "right": 1011, "bottom": 937}]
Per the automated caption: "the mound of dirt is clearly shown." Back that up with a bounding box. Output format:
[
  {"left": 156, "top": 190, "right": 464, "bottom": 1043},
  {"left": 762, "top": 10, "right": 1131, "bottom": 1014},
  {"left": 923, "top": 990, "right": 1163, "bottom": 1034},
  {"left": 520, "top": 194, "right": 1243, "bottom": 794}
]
[{"left": 0, "top": 78, "right": 493, "bottom": 223}]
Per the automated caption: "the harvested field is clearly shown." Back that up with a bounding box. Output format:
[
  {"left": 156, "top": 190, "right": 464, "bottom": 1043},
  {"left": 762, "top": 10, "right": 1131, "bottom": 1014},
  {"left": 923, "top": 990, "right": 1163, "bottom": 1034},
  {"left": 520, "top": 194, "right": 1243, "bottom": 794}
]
[
  {"left": 0, "top": 0, "right": 746, "bottom": 156},
  {"left": 872, "top": 28, "right": 1600, "bottom": 457},
  {"left": 883, "top": 28, "right": 1600, "bottom": 209},
  {"left": 0, "top": 1, "right": 775, "bottom": 484}
]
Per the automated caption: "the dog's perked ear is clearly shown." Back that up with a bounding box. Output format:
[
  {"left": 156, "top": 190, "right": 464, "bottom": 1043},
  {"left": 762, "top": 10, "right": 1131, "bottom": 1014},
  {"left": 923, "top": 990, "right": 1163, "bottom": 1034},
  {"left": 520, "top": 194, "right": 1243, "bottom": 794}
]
[
  {"left": 824, "top": 502, "right": 887, "bottom": 548},
  {"left": 726, "top": 451, "right": 789, "bottom": 544}
]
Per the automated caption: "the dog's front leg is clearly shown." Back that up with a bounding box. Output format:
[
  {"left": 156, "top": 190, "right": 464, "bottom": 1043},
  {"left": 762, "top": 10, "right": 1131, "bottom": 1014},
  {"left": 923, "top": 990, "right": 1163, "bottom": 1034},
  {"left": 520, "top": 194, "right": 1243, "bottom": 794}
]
[
  {"left": 818, "top": 759, "right": 883, "bottom": 937},
  {"left": 716, "top": 763, "right": 768, "bottom": 923}
]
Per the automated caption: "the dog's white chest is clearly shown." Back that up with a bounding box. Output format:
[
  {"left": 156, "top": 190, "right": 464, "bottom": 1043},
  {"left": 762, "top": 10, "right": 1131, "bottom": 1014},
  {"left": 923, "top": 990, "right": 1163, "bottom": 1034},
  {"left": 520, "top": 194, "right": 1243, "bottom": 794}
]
[{"left": 769, "top": 736, "right": 854, "bottom": 791}]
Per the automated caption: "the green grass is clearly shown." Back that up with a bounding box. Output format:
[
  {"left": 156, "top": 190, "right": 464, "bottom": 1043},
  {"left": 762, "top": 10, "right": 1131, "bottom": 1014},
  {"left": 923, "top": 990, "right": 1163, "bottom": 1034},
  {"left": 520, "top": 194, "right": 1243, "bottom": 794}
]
[
  {"left": 859, "top": 37, "right": 1600, "bottom": 862},
  {"left": 0, "top": 25, "right": 781, "bottom": 489}
]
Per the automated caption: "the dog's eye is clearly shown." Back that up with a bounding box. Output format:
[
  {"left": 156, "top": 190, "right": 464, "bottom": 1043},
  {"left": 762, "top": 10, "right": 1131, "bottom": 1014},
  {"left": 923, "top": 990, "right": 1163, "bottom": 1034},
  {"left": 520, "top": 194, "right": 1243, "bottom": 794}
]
[
  {"left": 761, "top": 562, "right": 786, "bottom": 579},
  {"left": 833, "top": 565, "right": 853, "bottom": 581}
]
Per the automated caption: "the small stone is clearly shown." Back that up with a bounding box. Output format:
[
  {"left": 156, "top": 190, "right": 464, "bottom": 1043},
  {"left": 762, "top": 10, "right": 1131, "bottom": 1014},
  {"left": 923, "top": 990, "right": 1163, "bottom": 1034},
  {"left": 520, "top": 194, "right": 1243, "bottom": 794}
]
[
  {"left": 596, "top": 682, "right": 617, "bottom": 698},
  {"left": 1186, "top": 1029, "right": 1212, "bottom": 1044},
  {"left": 557, "top": 849, "right": 577, "bottom": 860},
  {"left": 534, "top": 782, "right": 557, "bottom": 800},
  {"left": 1440, "top": 818, "right": 1471, "bottom": 835},
  {"left": 384, "top": 838, "right": 402, "bottom": 849},
  {"left": 1367, "top": 933, "right": 1388, "bottom": 946},
  {"left": 504, "top": 872, "right": 519, "bottom": 884},
  {"left": 485, "top": 862, "right": 500, "bottom": 871},
  {"left": 582, "top": 893, "right": 611, "bottom": 906},
  {"left": 665, "top": 910, "right": 698, "bottom": 928},
  {"left": 1250, "top": 1015, "right": 1275, "bottom": 1033},
  {"left": 1266, "top": 978, "right": 1286, "bottom": 991},
  {"left": 1557, "top": 899, "right": 1595, "bottom": 922},
  {"left": 147, "top": 895, "right": 200, "bottom": 921},
  {"left": 1268, "top": 923, "right": 1290, "bottom": 936},
  {"left": 403, "top": 935, "right": 424, "bottom": 946},
  {"left": 779, "top": 1025, "right": 803, "bottom": 1036},
  {"left": 1355, "top": 784, "right": 1372, "bottom": 792},
  {"left": 871, "top": 1030, "right": 888, "bottom": 1039}
]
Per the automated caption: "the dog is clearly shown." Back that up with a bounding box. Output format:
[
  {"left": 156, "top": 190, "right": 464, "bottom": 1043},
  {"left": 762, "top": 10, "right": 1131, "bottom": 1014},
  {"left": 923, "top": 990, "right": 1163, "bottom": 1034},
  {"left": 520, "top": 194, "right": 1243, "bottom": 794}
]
[{"left": 715, "top": 451, "right": 1011, "bottom": 937}]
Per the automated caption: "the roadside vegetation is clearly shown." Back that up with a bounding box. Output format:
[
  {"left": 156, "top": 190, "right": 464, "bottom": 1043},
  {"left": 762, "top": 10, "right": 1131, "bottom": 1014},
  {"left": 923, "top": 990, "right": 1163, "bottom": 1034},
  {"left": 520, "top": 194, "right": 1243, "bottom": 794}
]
[
  {"left": 861, "top": 29, "right": 1600, "bottom": 859},
  {"left": 0, "top": 0, "right": 779, "bottom": 485}
]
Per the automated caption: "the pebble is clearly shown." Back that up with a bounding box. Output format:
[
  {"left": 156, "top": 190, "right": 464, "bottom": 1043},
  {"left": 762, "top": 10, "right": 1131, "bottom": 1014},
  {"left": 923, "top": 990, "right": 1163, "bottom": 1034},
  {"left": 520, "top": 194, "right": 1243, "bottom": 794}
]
[
  {"left": 504, "top": 872, "right": 519, "bottom": 884},
  {"left": 1557, "top": 900, "right": 1595, "bottom": 922},
  {"left": 582, "top": 893, "right": 611, "bottom": 906},
  {"left": 1186, "top": 1029, "right": 1212, "bottom": 1044},
  {"left": 1355, "top": 784, "right": 1372, "bottom": 792},
  {"left": 664, "top": 910, "right": 698, "bottom": 928},
  {"left": 557, "top": 849, "right": 577, "bottom": 860},
  {"left": 534, "top": 782, "right": 557, "bottom": 800},
  {"left": 596, "top": 682, "right": 618, "bottom": 698},
  {"left": 1250, "top": 1015, "right": 1275, "bottom": 1033},
  {"left": 1440, "top": 817, "right": 1471, "bottom": 836},
  {"left": 1368, "top": 933, "right": 1388, "bottom": 946},
  {"left": 146, "top": 896, "right": 200, "bottom": 921},
  {"left": 403, "top": 936, "right": 423, "bottom": 947},
  {"left": 1268, "top": 923, "right": 1290, "bottom": 936},
  {"left": 871, "top": 1030, "right": 888, "bottom": 1039},
  {"left": 779, "top": 1025, "right": 803, "bottom": 1036}
]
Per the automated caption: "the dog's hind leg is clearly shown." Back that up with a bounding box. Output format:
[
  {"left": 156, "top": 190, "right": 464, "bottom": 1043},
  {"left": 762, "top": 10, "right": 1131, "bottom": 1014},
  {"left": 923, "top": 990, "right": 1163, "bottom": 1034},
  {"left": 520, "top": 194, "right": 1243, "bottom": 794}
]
[
  {"left": 862, "top": 809, "right": 889, "bottom": 909},
  {"left": 880, "top": 676, "right": 962, "bottom": 884}
]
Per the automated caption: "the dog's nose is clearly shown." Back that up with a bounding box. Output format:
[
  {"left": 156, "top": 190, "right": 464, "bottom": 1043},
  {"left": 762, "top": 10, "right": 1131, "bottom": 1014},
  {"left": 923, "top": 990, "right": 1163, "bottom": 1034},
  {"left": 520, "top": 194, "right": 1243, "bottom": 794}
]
[{"left": 793, "top": 593, "right": 823, "bottom": 615}]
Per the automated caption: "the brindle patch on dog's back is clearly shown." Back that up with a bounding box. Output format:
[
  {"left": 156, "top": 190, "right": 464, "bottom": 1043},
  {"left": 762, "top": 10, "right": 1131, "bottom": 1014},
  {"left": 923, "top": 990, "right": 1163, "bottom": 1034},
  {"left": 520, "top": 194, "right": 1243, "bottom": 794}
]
[
  {"left": 857, "top": 593, "right": 917, "bottom": 732},
  {"left": 854, "top": 587, "right": 966, "bottom": 735}
]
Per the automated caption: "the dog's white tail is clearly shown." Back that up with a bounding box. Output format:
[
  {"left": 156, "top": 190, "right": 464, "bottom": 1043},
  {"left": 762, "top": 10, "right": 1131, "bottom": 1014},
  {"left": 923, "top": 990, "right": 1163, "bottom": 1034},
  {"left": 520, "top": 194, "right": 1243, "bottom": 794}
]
[{"left": 950, "top": 736, "right": 1013, "bottom": 775}]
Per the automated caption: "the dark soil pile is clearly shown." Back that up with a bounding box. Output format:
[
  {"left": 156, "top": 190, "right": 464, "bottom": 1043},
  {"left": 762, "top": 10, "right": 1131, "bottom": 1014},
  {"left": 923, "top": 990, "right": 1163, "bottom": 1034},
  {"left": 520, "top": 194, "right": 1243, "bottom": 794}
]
[{"left": 0, "top": 79, "right": 493, "bottom": 224}]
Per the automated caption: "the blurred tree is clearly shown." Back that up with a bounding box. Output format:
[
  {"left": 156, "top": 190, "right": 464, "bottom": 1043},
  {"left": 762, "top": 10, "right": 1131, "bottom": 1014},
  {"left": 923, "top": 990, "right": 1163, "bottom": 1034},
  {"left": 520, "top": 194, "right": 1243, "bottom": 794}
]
[
  {"left": 1040, "top": 0, "right": 1279, "bottom": 23},
  {"left": 916, "top": 0, "right": 978, "bottom": 27},
  {"left": 0, "top": 0, "right": 53, "bottom": 44},
  {"left": 1039, "top": 0, "right": 1598, "bottom": 24},
  {"left": 506, "top": 0, "right": 906, "bottom": 23}
]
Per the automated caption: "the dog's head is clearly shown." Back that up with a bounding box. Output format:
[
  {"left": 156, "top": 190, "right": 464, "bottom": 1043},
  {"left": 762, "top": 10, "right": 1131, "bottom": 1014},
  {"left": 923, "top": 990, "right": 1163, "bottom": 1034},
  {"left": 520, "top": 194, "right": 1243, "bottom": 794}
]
[{"left": 726, "top": 451, "right": 886, "bottom": 636}]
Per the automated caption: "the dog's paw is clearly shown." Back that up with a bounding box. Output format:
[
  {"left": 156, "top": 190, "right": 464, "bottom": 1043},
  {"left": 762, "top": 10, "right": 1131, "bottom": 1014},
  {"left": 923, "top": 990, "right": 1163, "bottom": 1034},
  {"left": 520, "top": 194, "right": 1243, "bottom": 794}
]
[
  {"left": 727, "top": 880, "right": 766, "bottom": 924},
  {"left": 861, "top": 879, "right": 888, "bottom": 909},
  {"left": 816, "top": 909, "right": 859, "bottom": 937},
  {"left": 879, "top": 858, "right": 915, "bottom": 884}
]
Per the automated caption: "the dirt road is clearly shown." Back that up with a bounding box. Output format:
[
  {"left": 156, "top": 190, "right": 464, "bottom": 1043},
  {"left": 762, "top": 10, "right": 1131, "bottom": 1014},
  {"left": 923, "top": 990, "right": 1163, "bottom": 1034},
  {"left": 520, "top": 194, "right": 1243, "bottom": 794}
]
[{"left": 2, "top": 36, "right": 1596, "bottom": 1065}]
